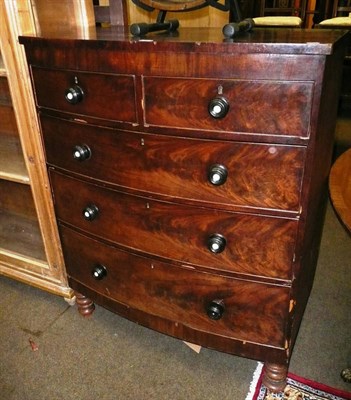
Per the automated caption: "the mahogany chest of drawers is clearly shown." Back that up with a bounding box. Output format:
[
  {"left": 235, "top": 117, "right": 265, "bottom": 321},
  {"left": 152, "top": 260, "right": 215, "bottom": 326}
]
[{"left": 20, "top": 27, "right": 348, "bottom": 392}]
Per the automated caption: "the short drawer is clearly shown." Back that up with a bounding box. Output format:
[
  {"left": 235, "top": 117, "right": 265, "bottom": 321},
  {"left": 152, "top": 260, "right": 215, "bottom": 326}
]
[
  {"left": 143, "top": 77, "right": 313, "bottom": 137},
  {"left": 42, "top": 115, "right": 305, "bottom": 212},
  {"left": 60, "top": 226, "right": 289, "bottom": 348},
  {"left": 51, "top": 171, "right": 298, "bottom": 280},
  {"left": 31, "top": 67, "right": 137, "bottom": 123}
]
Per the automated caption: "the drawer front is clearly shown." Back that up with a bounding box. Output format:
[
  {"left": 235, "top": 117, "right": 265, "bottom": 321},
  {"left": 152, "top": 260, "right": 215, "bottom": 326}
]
[
  {"left": 31, "top": 67, "right": 137, "bottom": 123},
  {"left": 143, "top": 77, "right": 313, "bottom": 137},
  {"left": 60, "top": 226, "right": 289, "bottom": 348},
  {"left": 42, "top": 115, "right": 305, "bottom": 212},
  {"left": 51, "top": 171, "right": 297, "bottom": 279}
]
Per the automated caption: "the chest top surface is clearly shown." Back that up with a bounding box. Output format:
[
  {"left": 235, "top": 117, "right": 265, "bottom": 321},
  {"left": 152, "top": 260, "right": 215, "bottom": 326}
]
[{"left": 19, "top": 26, "right": 349, "bottom": 55}]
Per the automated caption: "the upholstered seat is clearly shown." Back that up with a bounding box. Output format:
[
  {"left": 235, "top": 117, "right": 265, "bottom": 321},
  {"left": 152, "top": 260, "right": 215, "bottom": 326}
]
[
  {"left": 319, "top": 16, "right": 351, "bottom": 25},
  {"left": 253, "top": 0, "right": 307, "bottom": 28},
  {"left": 253, "top": 16, "right": 302, "bottom": 27},
  {"left": 316, "top": 1, "right": 351, "bottom": 109}
]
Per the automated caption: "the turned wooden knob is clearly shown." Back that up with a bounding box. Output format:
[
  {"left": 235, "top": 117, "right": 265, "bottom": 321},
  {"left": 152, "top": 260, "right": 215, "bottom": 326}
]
[
  {"left": 208, "top": 96, "right": 229, "bottom": 119},
  {"left": 73, "top": 144, "right": 91, "bottom": 161},
  {"left": 82, "top": 204, "right": 99, "bottom": 221},
  {"left": 208, "top": 164, "right": 228, "bottom": 186},
  {"left": 65, "top": 85, "right": 84, "bottom": 104},
  {"left": 207, "top": 233, "right": 226, "bottom": 254},
  {"left": 206, "top": 299, "right": 225, "bottom": 320},
  {"left": 92, "top": 264, "right": 107, "bottom": 280}
]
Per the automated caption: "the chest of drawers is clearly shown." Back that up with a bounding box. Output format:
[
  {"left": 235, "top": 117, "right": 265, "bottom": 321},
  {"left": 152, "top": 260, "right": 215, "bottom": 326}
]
[{"left": 20, "top": 27, "right": 348, "bottom": 392}]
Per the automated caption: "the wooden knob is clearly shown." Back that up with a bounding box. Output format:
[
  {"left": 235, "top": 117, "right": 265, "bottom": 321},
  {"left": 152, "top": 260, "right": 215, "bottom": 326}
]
[
  {"left": 208, "top": 96, "right": 229, "bottom": 119},
  {"left": 207, "top": 233, "right": 226, "bottom": 254},
  {"left": 208, "top": 164, "right": 228, "bottom": 185},
  {"left": 206, "top": 299, "right": 225, "bottom": 320},
  {"left": 73, "top": 145, "right": 91, "bottom": 161},
  {"left": 92, "top": 264, "right": 107, "bottom": 280},
  {"left": 82, "top": 204, "right": 99, "bottom": 221},
  {"left": 65, "top": 85, "right": 84, "bottom": 104}
]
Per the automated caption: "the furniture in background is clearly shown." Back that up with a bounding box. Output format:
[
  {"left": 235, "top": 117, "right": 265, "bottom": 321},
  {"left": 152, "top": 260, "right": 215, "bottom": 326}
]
[
  {"left": 332, "top": 0, "right": 351, "bottom": 16},
  {"left": 304, "top": 0, "right": 323, "bottom": 27},
  {"left": 30, "top": 0, "right": 95, "bottom": 34},
  {"left": 329, "top": 148, "right": 351, "bottom": 232},
  {"left": 329, "top": 147, "right": 351, "bottom": 384},
  {"left": 253, "top": 0, "right": 308, "bottom": 27},
  {"left": 20, "top": 23, "right": 348, "bottom": 392},
  {"left": 93, "top": 0, "right": 319, "bottom": 28},
  {"left": 97, "top": 0, "right": 231, "bottom": 28},
  {"left": 318, "top": 0, "right": 351, "bottom": 25},
  {"left": 129, "top": 0, "right": 244, "bottom": 35},
  {"left": 0, "top": 0, "right": 95, "bottom": 301},
  {"left": 93, "top": 0, "right": 128, "bottom": 26},
  {"left": 316, "top": 0, "right": 351, "bottom": 109}
]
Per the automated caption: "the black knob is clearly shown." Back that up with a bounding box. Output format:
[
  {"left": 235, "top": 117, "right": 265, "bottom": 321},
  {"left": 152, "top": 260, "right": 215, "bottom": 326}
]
[
  {"left": 208, "top": 164, "right": 228, "bottom": 186},
  {"left": 208, "top": 96, "right": 229, "bottom": 119},
  {"left": 73, "top": 145, "right": 91, "bottom": 161},
  {"left": 207, "top": 299, "right": 225, "bottom": 320},
  {"left": 207, "top": 233, "right": 226, "bottom": 254},
  {"left": 82, "top": 204, "right": 99, "bottom": 221},
  {"left": 65, "top": 85, "right": 84, "bottom": 104},
  {"left": 92, "top": 264, "right": 107, "bottom": 280}
]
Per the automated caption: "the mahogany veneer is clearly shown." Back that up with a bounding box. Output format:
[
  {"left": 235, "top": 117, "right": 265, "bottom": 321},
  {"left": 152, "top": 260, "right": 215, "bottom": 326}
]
[{"left": 20, "top": 26, "right": 348, "bottom": 392}]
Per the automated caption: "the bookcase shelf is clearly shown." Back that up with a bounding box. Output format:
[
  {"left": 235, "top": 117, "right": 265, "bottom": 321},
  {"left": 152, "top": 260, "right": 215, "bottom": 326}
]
[{"left": 0, "top": 1, "right": 74, "bottom": 300}]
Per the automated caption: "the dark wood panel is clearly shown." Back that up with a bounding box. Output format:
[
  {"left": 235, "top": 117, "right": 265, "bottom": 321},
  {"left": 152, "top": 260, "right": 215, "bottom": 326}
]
[
  {"left": 288, "top": 41, "right": 346, "bottom": 349},
  {"left": 0, "top": 209, "right": 45, "bottom": 261},
  {"left": 0, "top": 77, "right": 12, "bottom": 106},
  {"left": 0, "top": 104, "right": 18, "bottom": 135},
  {"left": 31, "top": 67, "right": 138, "bottom": 123},
  {"left": 61, "top": 226, "right": 290, "bottom": 348},
  {"left": 51, "top": 170, "right": 298, "bottom": 280},
  {"left": 143, "top": 77, "right": 313, "bottom": 137},
  {"left": 0, "top": 179, "right": 37, "bottom": 218},
  {"left": 41, "top": 115, "right": 306, "bottom": 213},
  {"left": 0, "top": 135, "right": 28, "bottom": 183},
  {"left": 26, "top": 49, "right": 324, "bottom": 84}
]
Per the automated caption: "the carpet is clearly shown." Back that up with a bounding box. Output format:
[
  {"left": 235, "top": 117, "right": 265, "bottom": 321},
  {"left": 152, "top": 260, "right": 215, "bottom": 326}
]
[{"left": 246, "top": 363, "right": 351, "bottom": 400}]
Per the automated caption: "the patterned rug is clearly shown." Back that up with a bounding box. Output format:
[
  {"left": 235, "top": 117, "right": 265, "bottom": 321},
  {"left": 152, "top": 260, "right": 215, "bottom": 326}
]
[{"left": 246, "top": 363, "right": 351, "bottom": 400}]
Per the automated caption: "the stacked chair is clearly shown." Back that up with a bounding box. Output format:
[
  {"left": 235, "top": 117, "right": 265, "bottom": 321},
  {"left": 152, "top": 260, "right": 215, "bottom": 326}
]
[
  {"left": 317, "top": 0, "right": 351, "bottom": 109},
  {"left": 253, "top": 0, "right": 308, "bottom": 27},
  {"left": 318, "top": 0, "right": 351, "bottom": 27}
]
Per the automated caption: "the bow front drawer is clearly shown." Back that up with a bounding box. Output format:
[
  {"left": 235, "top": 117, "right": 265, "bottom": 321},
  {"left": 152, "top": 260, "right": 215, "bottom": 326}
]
[
  {"left": 31, "top": 67, "right": 137, "bottom": 123},
  {"left": 42, "top": 115, "right": 305, "bottom": 213},
  {"left": 61, "top": 226, "right": 289, "bottom": 349},
  {"left": 50, "top": 171, "right": 297, "bottom": 280},
  {"left": 143, "top": 77, "right": 313, "bottom": 137}
]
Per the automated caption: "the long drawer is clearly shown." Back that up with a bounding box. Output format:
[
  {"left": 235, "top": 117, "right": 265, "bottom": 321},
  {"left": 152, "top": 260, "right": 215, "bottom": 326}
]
[
  {"left": 31, "top": 67, "right": 137, "bottom": 123},
  {"left": 60, "top": 225, "right": 290, "bottom": 348},
  {"left": 42, "top": 115, "right": 306, "bottom": 213},
  {"left": 50, "top": 170, "right": 298, "bottom": 280},
  {"left": 143, "top": 77, "right": 313, "bottom": 137}
]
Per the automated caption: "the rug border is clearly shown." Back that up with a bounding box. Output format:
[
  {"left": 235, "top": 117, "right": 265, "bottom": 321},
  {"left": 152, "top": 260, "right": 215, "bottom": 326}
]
[
  {"left": 252, "top": 363, "right": 264, "bottom": 400},
  {"left": 248, "top": 363, "right": 351, "bottom": 400},
  {"left": 287, "top": 371, "right": 351, "bottom": 400}
]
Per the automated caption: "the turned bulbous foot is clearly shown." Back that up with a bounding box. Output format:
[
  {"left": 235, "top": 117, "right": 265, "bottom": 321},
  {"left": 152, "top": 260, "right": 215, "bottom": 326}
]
[
  {"left": 262, "top": 363, "right": 288, "bottom": 393},
  {"left": 75, "top": 291, "right": 95, "bottom": 317}
]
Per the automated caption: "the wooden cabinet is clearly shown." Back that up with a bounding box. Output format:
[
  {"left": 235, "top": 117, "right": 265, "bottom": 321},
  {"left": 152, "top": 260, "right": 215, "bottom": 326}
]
[
  {"left": 0, "top": 1, "right": 83, "bottom": 299},
  {"left": 20, "top": 27, "right": 347, "bottom": 391}
]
